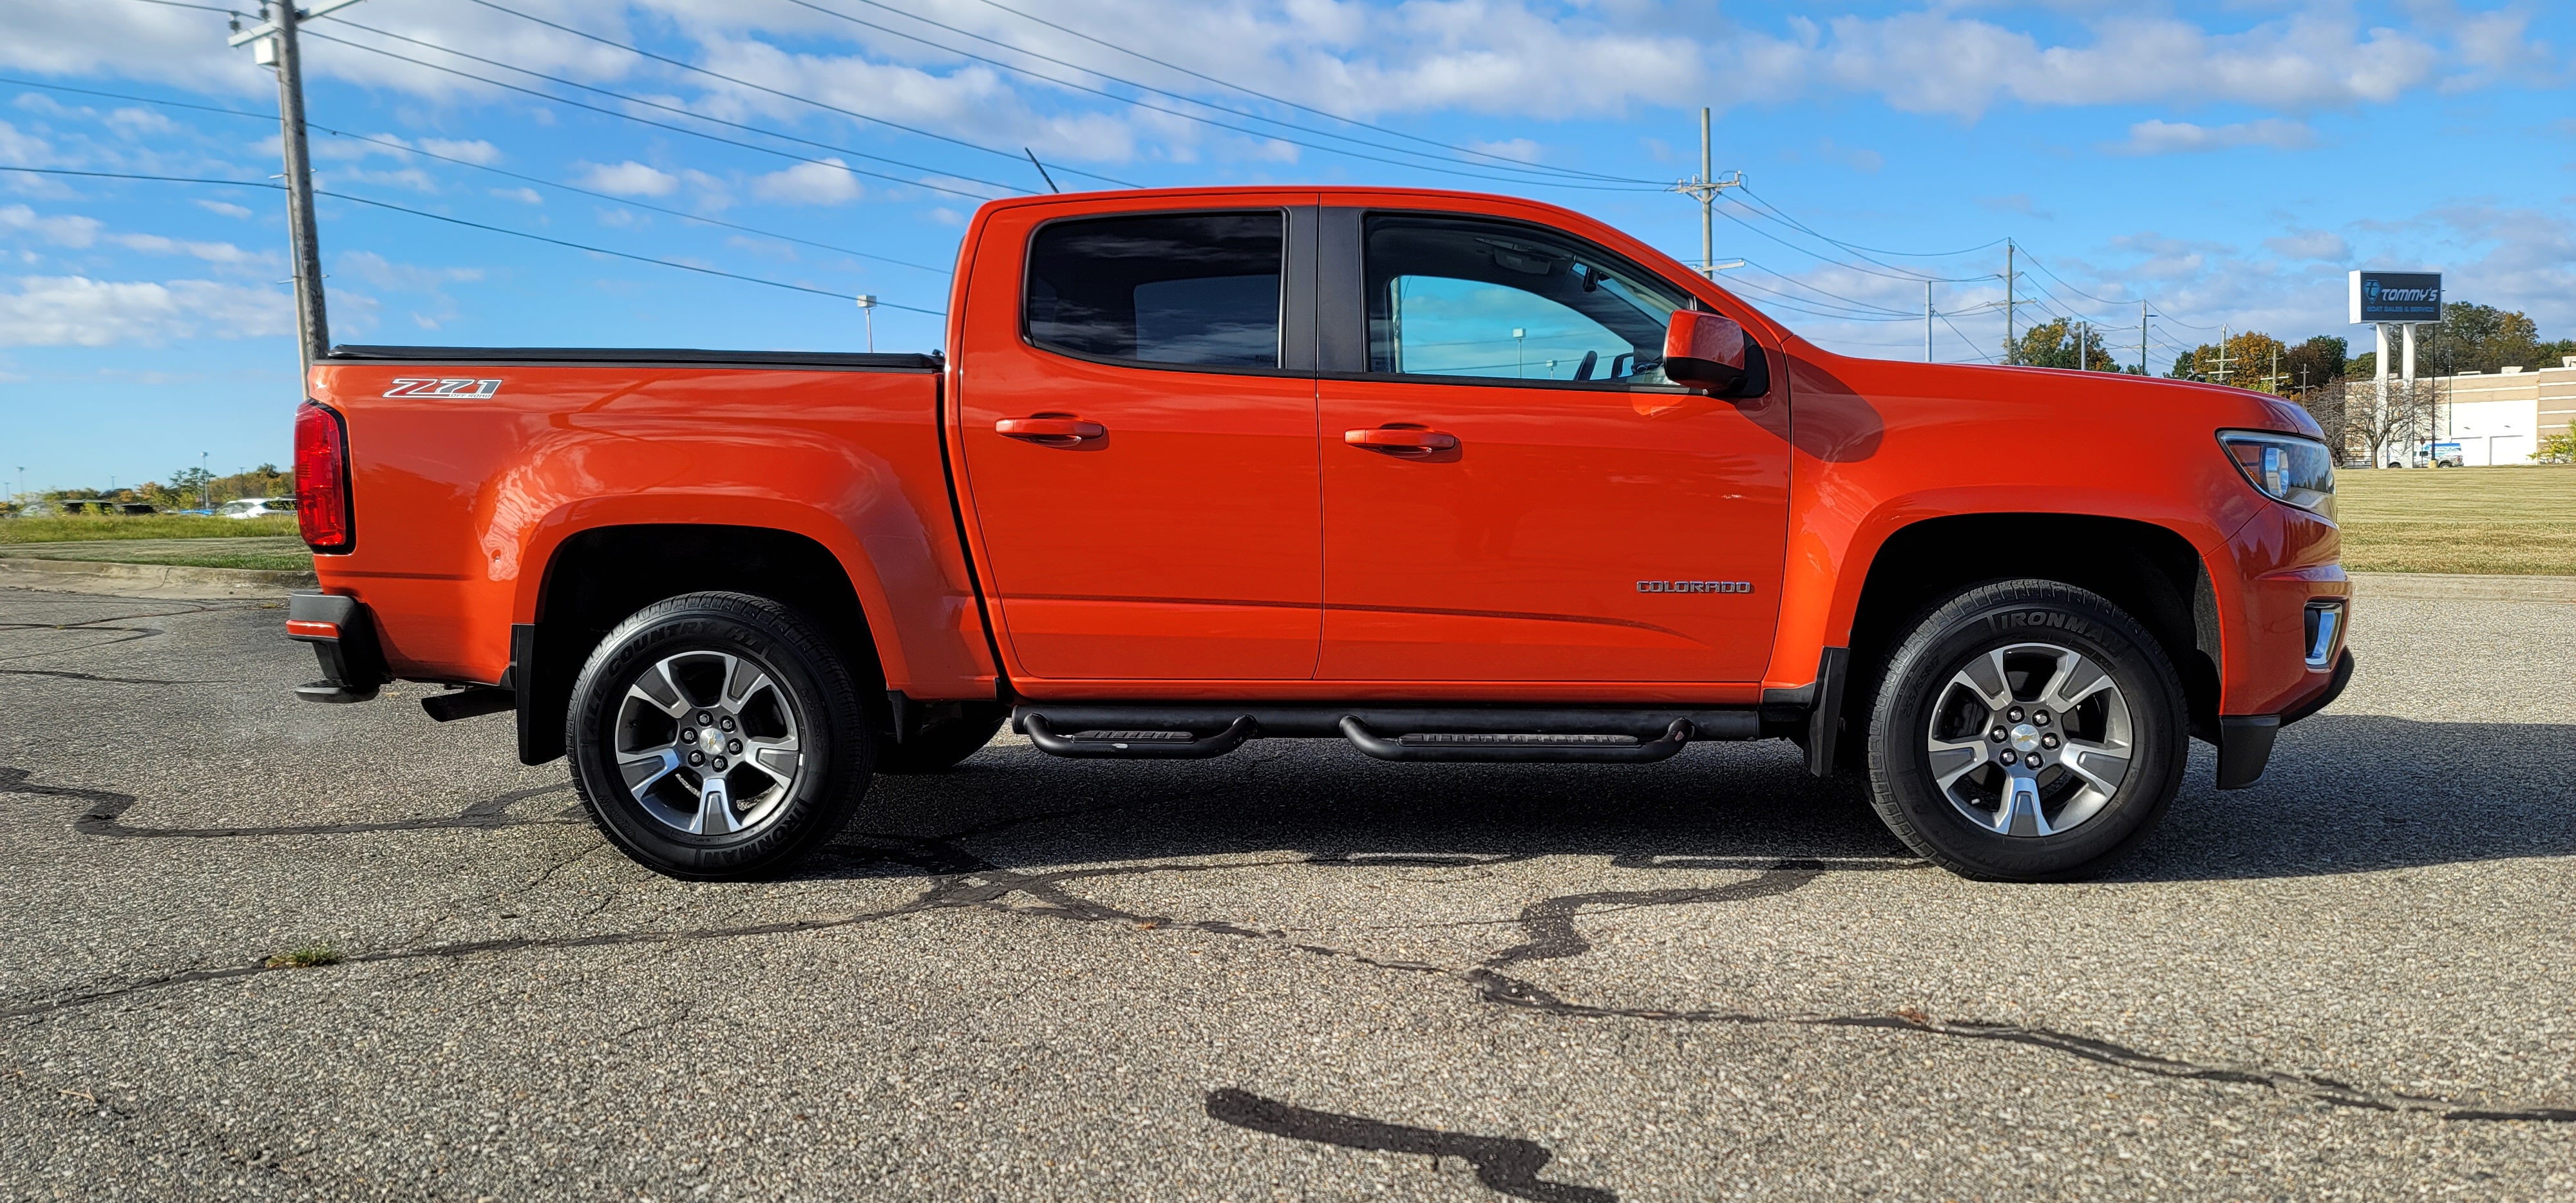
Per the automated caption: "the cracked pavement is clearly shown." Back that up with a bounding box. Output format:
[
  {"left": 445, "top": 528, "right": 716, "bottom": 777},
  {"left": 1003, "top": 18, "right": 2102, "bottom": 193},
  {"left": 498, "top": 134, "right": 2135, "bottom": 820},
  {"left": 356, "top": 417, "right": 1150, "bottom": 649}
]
[{"left": 2, "top": 583, "right": 2571, "bottom": 1200}]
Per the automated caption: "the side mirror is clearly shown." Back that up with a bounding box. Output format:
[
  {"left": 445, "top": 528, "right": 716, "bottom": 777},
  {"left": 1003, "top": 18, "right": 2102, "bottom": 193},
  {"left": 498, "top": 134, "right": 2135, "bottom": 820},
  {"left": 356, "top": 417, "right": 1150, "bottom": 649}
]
[{"left": 1663, "top": 310, "right": 1763, "bottom": 397}]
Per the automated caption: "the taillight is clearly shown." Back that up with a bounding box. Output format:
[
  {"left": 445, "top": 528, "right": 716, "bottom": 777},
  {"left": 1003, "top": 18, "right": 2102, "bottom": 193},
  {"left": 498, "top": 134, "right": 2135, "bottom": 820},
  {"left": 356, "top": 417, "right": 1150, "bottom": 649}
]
[{"left": 294, "top": 401, "right": 354, "bottom": 552}]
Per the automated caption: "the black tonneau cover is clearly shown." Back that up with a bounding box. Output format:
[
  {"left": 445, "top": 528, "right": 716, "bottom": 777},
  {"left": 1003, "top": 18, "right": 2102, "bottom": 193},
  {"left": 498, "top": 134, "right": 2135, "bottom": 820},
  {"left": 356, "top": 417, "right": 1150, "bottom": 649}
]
[{"left": 330, "top": 345, "right": 941, "bottom": 372}]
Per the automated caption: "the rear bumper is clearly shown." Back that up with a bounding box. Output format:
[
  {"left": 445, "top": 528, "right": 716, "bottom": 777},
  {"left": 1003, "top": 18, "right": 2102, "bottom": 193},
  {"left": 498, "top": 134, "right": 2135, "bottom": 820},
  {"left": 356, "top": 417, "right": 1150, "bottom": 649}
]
[{"left": 285, "top": 591, "right": 386, "bottom": 703}]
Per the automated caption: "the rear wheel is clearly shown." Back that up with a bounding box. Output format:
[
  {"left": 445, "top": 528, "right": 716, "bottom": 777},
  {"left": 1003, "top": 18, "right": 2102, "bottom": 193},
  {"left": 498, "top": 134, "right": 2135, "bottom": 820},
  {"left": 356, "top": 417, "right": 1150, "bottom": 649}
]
[
  {"left": 566, "top": 592, "right": 870, "bottom": 880},
  {"left": 1863, "top": 580, "right": 2186, "bottom": 882}
]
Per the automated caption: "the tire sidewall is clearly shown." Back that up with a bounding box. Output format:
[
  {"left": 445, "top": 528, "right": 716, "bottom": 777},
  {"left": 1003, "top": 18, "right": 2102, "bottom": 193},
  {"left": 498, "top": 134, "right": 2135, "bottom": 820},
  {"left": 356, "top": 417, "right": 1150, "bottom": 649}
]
[
  {"left": 567, "top": 596, "right": 867, "bottom": 878},
  {"left": 1870, "top": 584, "right": 2185, "bottom": 881}
]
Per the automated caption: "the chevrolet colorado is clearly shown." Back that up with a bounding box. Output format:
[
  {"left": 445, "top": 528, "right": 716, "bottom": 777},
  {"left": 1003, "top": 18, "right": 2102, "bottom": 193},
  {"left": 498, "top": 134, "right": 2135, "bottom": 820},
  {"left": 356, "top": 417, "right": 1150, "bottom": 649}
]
[{"left": 284, "top": 185, "right": 2353, "bottom": 882}]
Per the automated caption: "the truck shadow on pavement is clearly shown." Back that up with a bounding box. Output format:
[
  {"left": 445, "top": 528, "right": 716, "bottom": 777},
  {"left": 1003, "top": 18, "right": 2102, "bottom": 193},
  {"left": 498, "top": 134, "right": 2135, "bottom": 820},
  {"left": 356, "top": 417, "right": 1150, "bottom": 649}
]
[{"left": 848, "top": 713, "right": 2575, "bottom": 886}]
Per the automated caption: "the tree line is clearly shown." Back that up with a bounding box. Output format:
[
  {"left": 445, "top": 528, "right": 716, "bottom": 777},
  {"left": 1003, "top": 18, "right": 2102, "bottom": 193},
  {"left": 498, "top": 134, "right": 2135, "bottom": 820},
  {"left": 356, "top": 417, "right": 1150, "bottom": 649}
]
[{"left": 13, "top": 465, "right": 292, "bottom": 514}]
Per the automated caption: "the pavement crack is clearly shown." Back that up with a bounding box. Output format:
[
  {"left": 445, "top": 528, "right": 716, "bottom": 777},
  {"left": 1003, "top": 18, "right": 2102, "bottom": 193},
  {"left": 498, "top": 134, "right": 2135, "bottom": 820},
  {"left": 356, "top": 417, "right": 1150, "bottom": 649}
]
[
  {"left": 1206, "top": 1087, "right": 1616, "bottom": 1203},
  {"left": 0, "top": 767, "right": 583, "bottom": 839}
]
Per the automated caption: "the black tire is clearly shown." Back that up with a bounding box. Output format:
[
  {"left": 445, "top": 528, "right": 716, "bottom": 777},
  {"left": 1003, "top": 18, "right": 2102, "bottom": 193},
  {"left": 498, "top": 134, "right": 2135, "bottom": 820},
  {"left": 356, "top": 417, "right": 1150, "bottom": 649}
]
[
  {"left": 1862, "top": 580, "right": 2187, "bottom": 882},
  {"left": 565, "top": 591, "right": 871, "bottom": 880},
  {"left": 874, "top": 705, "right": 1008, "bottom": 774}
]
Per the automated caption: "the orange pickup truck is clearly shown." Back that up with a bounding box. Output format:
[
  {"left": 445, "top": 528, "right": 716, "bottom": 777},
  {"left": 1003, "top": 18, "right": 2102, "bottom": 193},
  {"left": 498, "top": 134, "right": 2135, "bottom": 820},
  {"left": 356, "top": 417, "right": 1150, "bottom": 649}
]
[{"left": 285, "top": 185, "right": 2351, "bottom": 883}]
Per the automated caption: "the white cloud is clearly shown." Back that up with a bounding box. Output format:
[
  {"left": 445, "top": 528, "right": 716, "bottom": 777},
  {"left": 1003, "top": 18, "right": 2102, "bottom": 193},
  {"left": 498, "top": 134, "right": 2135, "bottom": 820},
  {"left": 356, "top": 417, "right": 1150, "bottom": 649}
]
[
  {"left": 194, "top": 199, "right": 255, "bottom": 220},
  {"left": 2264, "top": 230, "right": 2351, "bottom": 261},
  {"left": 751, "top": 158, "right": 862, "bottom": 205},
  {"left": 109, "top": 233, "right": 260, "bottom": 265},
  {"left": 419, "top": 138, "right": 502, "bottom": 165},
  {"left": 2104, "top": 118, "right": 2316, "bottom": 156},
  {"left": 0, "top": 120, "right": 52, "bottom": 167},
  {"left": 0, "top": 204, "right": 100, "bottom": 247},
  {"left": 0, "top": 275, "right": 292, "bottom": 345},
  {"left": 576, "top": 160, "right": 679, "bottom": 197},
  {"left": 491, "top": 187, "right": 544, "bottom": 204}
]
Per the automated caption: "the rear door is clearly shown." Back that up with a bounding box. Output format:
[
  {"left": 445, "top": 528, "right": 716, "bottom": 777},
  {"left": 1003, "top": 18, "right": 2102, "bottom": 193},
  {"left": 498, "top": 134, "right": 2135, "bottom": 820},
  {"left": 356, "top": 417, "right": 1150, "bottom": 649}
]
[
  {"left": 1314, "top": 208, "right": 1789, "bottom": 684},
  {"left": 954, "top": 199, "right": 1323, "bottom": 682}
]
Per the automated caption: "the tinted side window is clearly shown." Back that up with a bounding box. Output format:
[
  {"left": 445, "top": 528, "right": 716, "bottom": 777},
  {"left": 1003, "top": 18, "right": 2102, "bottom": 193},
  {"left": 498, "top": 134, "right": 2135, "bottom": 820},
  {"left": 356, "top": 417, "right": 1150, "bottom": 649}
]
[
  {"left": 1363, "top": 214, "right": 1686, "bottom": 385},
  {"left": 1026, "top": 212, "right": 1283, "bottom": 368}
]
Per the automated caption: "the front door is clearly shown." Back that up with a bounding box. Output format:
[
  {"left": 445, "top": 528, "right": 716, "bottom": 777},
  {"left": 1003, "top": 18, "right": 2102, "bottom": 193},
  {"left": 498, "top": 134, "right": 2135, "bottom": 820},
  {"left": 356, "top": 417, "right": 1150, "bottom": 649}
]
[
  {"left": 1316, "top": 209, "right": 1788, "bottom": 683},
  {"left": 954, "top": 203, "right": 1322, "bottom": 681}
]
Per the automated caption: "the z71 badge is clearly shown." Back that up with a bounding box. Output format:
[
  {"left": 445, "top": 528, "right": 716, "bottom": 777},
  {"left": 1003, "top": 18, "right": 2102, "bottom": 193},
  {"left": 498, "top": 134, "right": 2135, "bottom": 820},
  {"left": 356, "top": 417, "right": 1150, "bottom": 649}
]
[
  {"left": 1636, "top": 580, "right": 1754, "bottom": 594},
  {"left": 383, "top": 377, "right": 503, "bottom": 398}
]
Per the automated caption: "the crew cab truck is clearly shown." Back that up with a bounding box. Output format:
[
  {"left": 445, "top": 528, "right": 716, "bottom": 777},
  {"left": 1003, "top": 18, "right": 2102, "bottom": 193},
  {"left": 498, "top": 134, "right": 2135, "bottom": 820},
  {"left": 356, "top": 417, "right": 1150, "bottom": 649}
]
[{"left": 285, "top": 185, "right": 2353, "bottom": 884}]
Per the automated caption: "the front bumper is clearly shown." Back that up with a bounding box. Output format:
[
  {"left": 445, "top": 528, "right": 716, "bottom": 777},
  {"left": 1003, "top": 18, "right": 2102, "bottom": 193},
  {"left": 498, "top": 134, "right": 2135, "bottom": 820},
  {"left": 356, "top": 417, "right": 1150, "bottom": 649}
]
[
  {"left": 2214, "top": 647, "right": 2355, "bottom": 790},
  {"left": 285, "top": 591, "right": 386, "bottom": 703}
]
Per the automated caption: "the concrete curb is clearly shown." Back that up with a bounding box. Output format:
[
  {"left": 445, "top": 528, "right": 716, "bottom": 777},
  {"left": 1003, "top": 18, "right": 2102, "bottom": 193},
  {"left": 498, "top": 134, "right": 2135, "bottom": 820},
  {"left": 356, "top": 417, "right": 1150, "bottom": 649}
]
[
  {"left": 2351, "top": 571, "right": 2576, "bottom": 602},
  {"left": 0, "top": 556, "right": 317, "bottom": 600}
]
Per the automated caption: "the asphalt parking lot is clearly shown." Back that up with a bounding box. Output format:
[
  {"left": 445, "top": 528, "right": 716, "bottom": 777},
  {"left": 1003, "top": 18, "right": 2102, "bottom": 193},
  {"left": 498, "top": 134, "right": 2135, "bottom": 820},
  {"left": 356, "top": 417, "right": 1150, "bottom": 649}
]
[{"left": 3, "top": 582, "right": 2571, "bottom": 1201}]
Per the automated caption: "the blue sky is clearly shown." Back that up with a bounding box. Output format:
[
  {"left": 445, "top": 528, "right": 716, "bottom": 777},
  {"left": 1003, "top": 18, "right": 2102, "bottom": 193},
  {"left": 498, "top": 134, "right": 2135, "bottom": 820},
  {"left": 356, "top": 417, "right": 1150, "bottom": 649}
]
[{"left": 3, "top": 0, "right": 2571, "bottom": 493}]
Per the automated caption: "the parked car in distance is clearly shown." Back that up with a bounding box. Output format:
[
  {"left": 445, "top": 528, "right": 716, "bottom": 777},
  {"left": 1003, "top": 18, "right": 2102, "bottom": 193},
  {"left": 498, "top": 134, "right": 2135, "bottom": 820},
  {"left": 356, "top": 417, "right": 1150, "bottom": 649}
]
[
  {"left": 220, "top": 497, "right": 298, "bottom": 519},
  {"left": 2416, "top": 441, "right": 2465, "bottom": 468},
  {"left": 282, "top": 184, "right": 2354, "bottom": 886},
  {"left": 57, "top": 500, "right": 158, "bottom": 515}
]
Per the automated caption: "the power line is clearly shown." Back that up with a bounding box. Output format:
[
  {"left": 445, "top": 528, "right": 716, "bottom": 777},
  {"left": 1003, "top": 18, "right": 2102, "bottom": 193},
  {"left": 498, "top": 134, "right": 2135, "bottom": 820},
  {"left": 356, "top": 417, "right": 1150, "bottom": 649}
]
[
  {"left": 440, "top": 0, "right": 1137, "bottom": 189},
  {"left": 776, "top": 0, "right": 1665, "bottom": 192},
  {"left": 0, "top": 166, "right": 943, "bottom": 312},
  {"left": 299, "top": 22, "right": 1020, "bottom": 198},
  {"left": 0, "top": 75, "right": 952, "bottom": 276},
  {"left": 1733, "top": 185, "right": 2005, "bottom": 264},
  {"left": 857, "top": 0, "right": 1658, "bottom": 187}
]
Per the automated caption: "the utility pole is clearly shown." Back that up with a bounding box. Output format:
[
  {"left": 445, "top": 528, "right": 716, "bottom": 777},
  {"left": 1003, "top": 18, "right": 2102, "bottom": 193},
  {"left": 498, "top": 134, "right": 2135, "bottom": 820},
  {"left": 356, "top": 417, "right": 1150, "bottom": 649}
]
[
  {"left": 231, "top": 1, "right": 362, "bottom": 382},
  {"left": 2003, "top": 240, "right": 2018, "bottom": 364},
  {"left": 1671, "top": 108, "right": 1744, "bottom": 278},
  {"left": 1924, "top": 281, "right": 1934, "bottom": 363},
  {"left": 2139, "top": 301, "right": 2148, "bottom": 375},
  {"left": 2213, "top": 325, "right": 2232, "bottom": 386},
  {"left": 2077, "top": 319, "right": 2089, "bottom": 371}
]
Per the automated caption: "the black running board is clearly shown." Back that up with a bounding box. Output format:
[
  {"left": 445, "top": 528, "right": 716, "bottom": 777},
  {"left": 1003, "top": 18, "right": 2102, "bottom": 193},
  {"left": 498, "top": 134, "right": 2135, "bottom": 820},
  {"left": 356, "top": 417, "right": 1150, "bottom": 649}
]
[
  {"left": 1011, "top": 704, "right": 1757, "bottom": 763},
  {"left": 1340, "top": 715, "right": 1695, "bottom": 763},
  {"left": 1022, "top": 714, "right": 1256, "bottom": 759}
]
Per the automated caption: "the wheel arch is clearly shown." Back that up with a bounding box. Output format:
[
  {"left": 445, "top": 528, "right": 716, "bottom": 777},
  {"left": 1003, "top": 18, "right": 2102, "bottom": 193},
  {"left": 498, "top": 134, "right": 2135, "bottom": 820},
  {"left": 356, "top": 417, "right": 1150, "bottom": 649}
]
[
  {"left": 1841, "top": 513, "right": 2223, "bottom": 751},
  {"left": 516, "top": 520, "right": 887, "bottom": 764}
]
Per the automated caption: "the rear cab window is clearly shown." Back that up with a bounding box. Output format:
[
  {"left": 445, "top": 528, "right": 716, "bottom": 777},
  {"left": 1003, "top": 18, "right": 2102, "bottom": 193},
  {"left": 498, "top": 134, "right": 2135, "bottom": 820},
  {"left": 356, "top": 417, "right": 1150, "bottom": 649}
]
[{"left": 1025, "top": 212, "right": 1285, "bottom": 369}]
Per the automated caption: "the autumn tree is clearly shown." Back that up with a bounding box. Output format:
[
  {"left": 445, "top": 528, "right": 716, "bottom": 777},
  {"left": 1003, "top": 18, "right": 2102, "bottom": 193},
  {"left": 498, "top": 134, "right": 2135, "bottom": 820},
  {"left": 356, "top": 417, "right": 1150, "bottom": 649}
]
[{"left": 2007, "top": 318, "right": 2133, "bottom": 372}]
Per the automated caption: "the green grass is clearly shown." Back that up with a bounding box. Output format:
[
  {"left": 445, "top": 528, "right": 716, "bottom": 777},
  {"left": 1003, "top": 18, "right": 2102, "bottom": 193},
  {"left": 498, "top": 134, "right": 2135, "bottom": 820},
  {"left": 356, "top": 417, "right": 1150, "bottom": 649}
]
[
  {"left": 263, "top": 944, "right": 343, "bottom": 970},
  {"left": 0, "top": 536, "right": 313, "bottom": 572},
  {"left": 0, "top": 514, "right": 301, "bottom": 542},
  {"left": 2336, "top": 466, "right": 2576, "bottom": 575}
]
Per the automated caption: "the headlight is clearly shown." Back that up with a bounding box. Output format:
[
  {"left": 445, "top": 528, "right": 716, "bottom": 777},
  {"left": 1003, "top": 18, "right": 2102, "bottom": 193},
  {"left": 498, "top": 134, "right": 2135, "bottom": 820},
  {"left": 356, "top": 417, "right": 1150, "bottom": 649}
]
[{"left": 2219, "top": 430, "right": 2335, "bottom": 521}]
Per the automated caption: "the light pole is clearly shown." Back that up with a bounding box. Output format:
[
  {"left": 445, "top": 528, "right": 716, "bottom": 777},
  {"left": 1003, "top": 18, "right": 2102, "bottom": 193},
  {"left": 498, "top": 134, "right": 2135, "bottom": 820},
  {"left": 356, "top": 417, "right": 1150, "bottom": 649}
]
[
  {"left": 1513, "top": 327, "right": 1526, "bottom": 377},
  {"left": 200, "top": 451, "right": 211, "bottom": 510},
  {"left": 854, "top": 294, "right": 876, "bottom": 352}
]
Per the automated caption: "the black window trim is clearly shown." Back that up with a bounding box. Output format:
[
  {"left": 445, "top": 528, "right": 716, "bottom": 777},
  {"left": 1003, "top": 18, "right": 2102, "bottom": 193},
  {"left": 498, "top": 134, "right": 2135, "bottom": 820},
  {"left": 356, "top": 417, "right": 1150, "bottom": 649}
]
[
  {"left": 1315, "top": 206, "right": 1705, "bottom": 393},
  {"left": 1017, "top": 205, "right": 1317, "bottom": 379}
]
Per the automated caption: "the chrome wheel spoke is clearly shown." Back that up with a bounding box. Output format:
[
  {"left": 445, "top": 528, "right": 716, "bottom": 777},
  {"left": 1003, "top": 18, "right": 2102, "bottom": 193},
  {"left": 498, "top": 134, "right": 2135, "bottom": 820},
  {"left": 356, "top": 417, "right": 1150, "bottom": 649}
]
[
  {"left": 1950, "top": 650, "right": 2013, "bottom": 714},
  {"left": 618, "top": 747, "right": 681, "bottom": 793},
  {"left": 693, "top": 773, "right": 738, "bottom": 835},
  {"left": 2038, "top": 653, "right": 2112, "bottom": 713},
  {"left": 1925, "top": 735, "right": 1990, "bottom": 790},
  {"left": 2060, "top": 739, "right": 2131, "bottom": 794},
  {"left": 2000, "top": 767, "right": 2054, "bottom": 837},
  {"left": 743, "top": 733, "right": 800, "bottom": 783}
]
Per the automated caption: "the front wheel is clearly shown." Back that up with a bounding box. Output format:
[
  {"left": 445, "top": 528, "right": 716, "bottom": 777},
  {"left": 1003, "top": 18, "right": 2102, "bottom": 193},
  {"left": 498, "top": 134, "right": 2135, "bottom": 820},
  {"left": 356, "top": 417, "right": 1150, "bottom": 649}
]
[
  {"left": 1862, "top": 581, "right": 2187, "bottom": 882},
  {"left": 565, "top": 592, "right": 871, "bottom": 880}
]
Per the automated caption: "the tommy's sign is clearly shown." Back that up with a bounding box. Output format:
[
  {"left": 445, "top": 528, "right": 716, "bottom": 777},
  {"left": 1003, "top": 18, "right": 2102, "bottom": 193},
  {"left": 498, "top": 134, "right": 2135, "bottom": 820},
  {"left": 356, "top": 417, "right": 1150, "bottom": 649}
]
[{"left": 2349, "top": 270, "right": 2442, "bottom": 324}]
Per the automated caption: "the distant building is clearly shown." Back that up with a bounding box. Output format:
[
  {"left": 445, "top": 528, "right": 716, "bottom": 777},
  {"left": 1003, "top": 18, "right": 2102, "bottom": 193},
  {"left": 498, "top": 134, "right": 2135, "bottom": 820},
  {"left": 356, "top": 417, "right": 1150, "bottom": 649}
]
[{"left": 2433, "top": 357, "right": 2576, "bottom": 465}]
